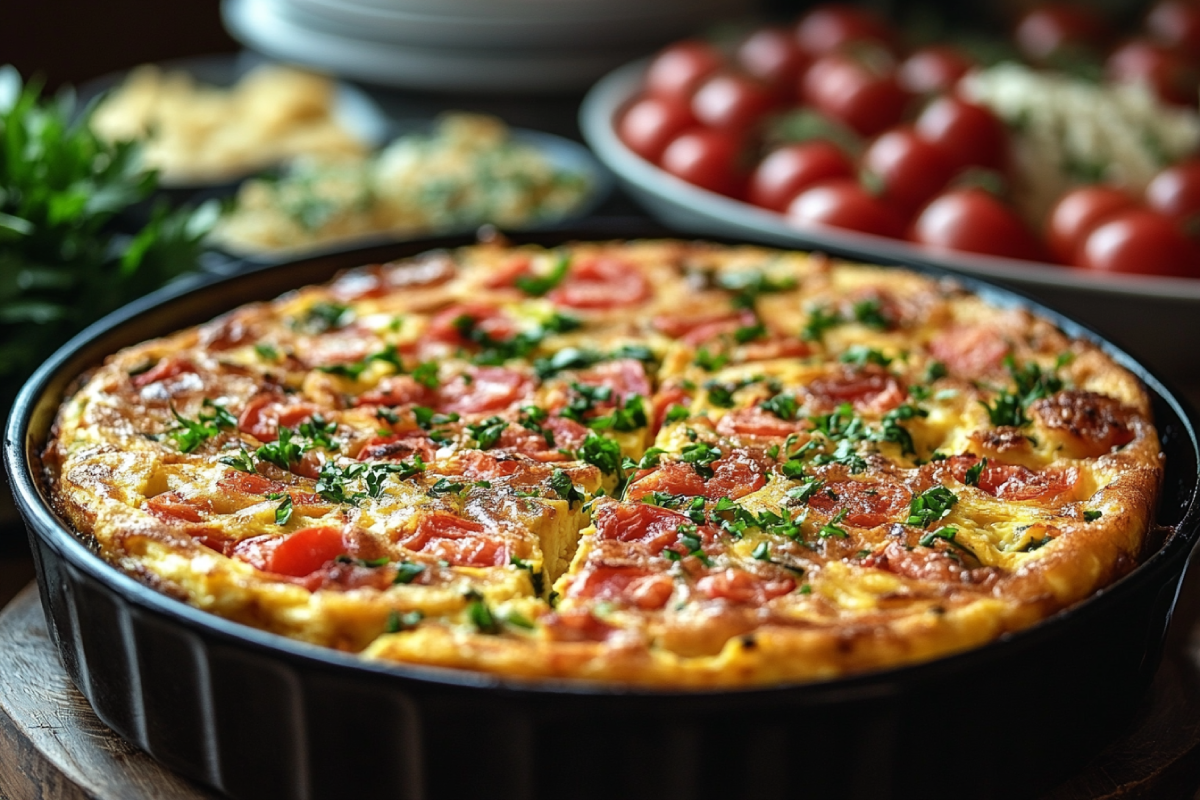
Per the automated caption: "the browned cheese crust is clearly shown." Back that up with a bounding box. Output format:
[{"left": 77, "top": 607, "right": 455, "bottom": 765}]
[{"left": 45, "top": 240, "right": 1162, "bottom": 687}]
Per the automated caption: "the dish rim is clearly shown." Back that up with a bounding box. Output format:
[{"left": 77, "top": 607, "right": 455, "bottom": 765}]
[
  {"left": 7, "top": 225, "right": 1199, "bottom": 700},
  {"left": 580, "top": 59, "right": 1200, "bottom": 303}
]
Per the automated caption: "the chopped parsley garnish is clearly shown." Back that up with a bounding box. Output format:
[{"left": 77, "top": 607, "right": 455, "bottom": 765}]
[
  {"left": 840, "top": 345, "right": 891, "bottom": 367},
  {"left": 982, "top": 356, "right": 1066, "bottom": 428},
  {"left": 760, "top": 392, "right": 799, "bottom": 421},
  {"left": 735, "top": 323, "right": 768, "bottom": 343},
  {"left": 704, "top": 377, "right": 755, "bottom": 408},
  {"left": 514, "top": 253, "right": 571, "bottom": 296},
  {"left": 694, "top": 347, "right": 729, "bottom": 372},
  {"left": 428, "top": 478, "right": 467, "bottom": 497},
  {"left": 466, "top": 416, "right": 508, "bottom": 449},
  {"left": 375, "top": 407, "right": 400, "bottom": 424},
  {"left": 465, "top": 590, "right": 500, "bottom": 634},
  {"left": 412, "top": 406, "right": 460, "bottom": 430},
  {"left": 635, "top": 447, "right": 666, "bottom": 469},
  {"left": 587, "top": 395, "right": 648, "bottom": 432},
  {"left": 1025, "top": 535, "right": 1053, "bottom": 551},
  {"left": 549, "top": 469, "right": 584, "bottom": 508},
  {"left": 254, "top": 343, "right": 280, "bottom": 361},
  {"left": 410, "top": 361, "right": 440, "bottom": 388},
  {"left": 559, "top": 382, "right": 613, "bottom": 422},
  {"left": 852, "top": 299, "right": 889, "bottom": 330},
  {"left": 459, "top": 312, "right": 581, "bottom": 367},
  {"left": 873, "top": 404, "right": 927, "bottom": 455},
  {"left": 818, "top": 508, "right": 850, "bottom": 538},
  {"left": 1084, "top": 509, "right": 1103, "bottom": 522},
  {"left": 511, "top": 556, "right": 545, "bottom": 595},
  {"left": 533, "top": 347, "right": 603, "bottom": 378},
  {"left": 219, "top": 447, "right": 256, "bottom": 473},
  {"left": 168, "top": 399, "right": 236, "bottom": 454},
  {"left": 801, "top": 305, "right": 843, "bottom": 342},
  {"left": 272, "top": 493, "right": 293, "bottom": 525},
  {"left": 294, "top": 302, "right": 353, "bottom": 333},
  {"left": 925, "top": 361, "right": 948, "bottom": 382},
  {"left": 575, "top": 432, "right": 624, "bottom": 476},
  {"left": 393, "top": 561, "right": 426, "bottom": 585},
  {"left": 752, "top": 541, "right": 772, "bottom": 560},
  {"left": 298, "top": 414, "right": 338, "bottom": 450},
  {"left": 518, "top": 405, "right": 555, "bottom": 445},
  {"left": 907, "top": 486, "right": 958, "bottom": 528},
  {"left": 680, "top": 441, "right": 723, "bottom": 479},
  {"left": 664, "top": 404, "right": 690, "bottom": 425},
  {"left": 317, "top": 344, "right": 402, "bottom": 380},
  {"left": 919, "top": 525, "right": 976, "bottom": 559},
  {"left": 965, "top": 458, "right": 987, "bottom": 487},
  {"left": 256, "top": 427, "right": 304, "bottom": 469},
  {"left": 673, "top": 524, "right": 713, "bottom": 566},
  {"left": 718, "top": 269, "right": 798, "bottom": 310},
  {"left": 786, "top": 476, "right": 824, "bottom": 503},
  {"left": 385, "top": 609, "right": 423, "bottom": 633}
]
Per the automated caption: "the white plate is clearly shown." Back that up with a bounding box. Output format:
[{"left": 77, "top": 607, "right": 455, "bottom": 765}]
[
  {"left": 579, "top": 59, "right": 1200, "bottom": 382},
  {"left": 81, "top": 53, "right": 392, "bottom": 190}
]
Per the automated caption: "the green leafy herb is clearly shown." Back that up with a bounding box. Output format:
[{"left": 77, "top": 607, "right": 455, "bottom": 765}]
[
  {"left": 587, "top": 395, "right": 648, "bottom": 432},
  {"left": 925, "top": 361, "right": 948, "bottom": 382},
  {"left": 466, "top": 416, "right": 508, "bottom": 450},
  {"left": 393, "top": 561, "right": 426, "bottom": 585},
  {"left": 752, "top": 541, "right": 772, "bottom": 560},
  {"left": 219, "top": 448, "right": 256, "bottom": 473},
  {"left": 852, "top": 299, "right": 890, "bottom": 330},
  {"left": 549, "top": 469, "right": 584, "bottom": 508},
  {"left": 411, "top": 361, "right": 441, "bottom": 388},
  {"left": 965, "top": 458, "right": 987, "bottom": 487},
  {"left": 514, "top": 253, "right": 571, "bottom": 296},
  {"left": 575, "top": 431, "right": 624, "bottom": 476},
  {"left": 412, "top": 406, "right": 460, "bottom": 430},
  {"left": 840, "top": 345, "right": 892, "bottom": 367},
  {"left": 680, "top": 441, "right": 723, "bottom": 479},
  {"left": 254, "top": 343, "right": 280, "bottom": 361},
  {"left": 801, "top": 305, "right": 843, "bottom": 342},
  {"left": 818, "top": 508, "right": 850, "bottom": 538},
  {"left": 169, "top": 399, "right": 236, "bottom": 454},
  {"left": 718, "top": 270, "right": 798, "bottom": 310},
  {"left": 465, "top": 590, "right": 500, "bottom": 634},
  {"left": 511, "top": 556, "right": 545, "bottom": 595},
  {"left": 694, "top": 347, "right": 729, "bottom": 372},
  {"left": 673, "top": 524, "right": 713, "bottom": 566},
  {"left": 256, "top": 427, "right": 303, "bottom": 469},
  {"left": 317, "top": 344, "right": 402, "bottom": 380},
  {"left": 1084, "top": 509, "right": 1103, "bottom": 522},
  {"left": 664, "top": 405, "right": 690, "bottom": 425},
  {"left": 786, "top": 476, "right": 824, "bottom": 503},
  {"left": 559, "top": 382, "right": 613, "bottom": 422},
  {"left": 760, "top": 392, "right": 799, "bottom": 421},
  {"left": 734, "top": 323, "right": 768, "bottom": 344},
  {"left": 385, "top": 609, "right": 423, "bottom": 633},
  {"left": 296, "top": 302, "right": 353, "bottom": 333},
  {"left": 273, "top": 494, "right": 293, "bottom": 525},
  {"left": 428, "top": 477, "right": 467, "bottom": 497},
  {"left": 518, "top": 404, "right": 555, "bottom": 445},
  {"left": 907, "top": 486, "right": 958, "bottom": 528}
]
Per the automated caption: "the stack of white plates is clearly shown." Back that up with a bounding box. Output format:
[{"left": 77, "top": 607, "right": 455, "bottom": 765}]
[{"left": 222, "top": 0, "right": 755, "bottom": 93}]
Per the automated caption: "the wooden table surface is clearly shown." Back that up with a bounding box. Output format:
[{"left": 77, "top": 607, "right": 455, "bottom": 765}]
[{"left": 2, "top": 577, "right": 1200, "bottom": 800}]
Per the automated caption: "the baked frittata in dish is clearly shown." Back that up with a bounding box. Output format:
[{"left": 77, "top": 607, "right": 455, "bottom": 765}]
[{"left": 45, "top": 240, "right": 1163, "bottom": 687}]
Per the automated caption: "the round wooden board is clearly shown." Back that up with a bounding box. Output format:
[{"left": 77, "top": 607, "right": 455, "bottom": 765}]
[{"left": 1, "top": 581, "right": 1200, "bottom": 800}]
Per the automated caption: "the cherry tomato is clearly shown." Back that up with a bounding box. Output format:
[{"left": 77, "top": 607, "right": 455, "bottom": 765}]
[
  {"left": 914, "top": 96, "right": 1008, "bottom": 172},
  {"left": 736, "top": 27, "right": 811, "bottom": 90},
  {"left": 747, "top": 140, "right": 855, "bottom": 212},
  {"left": 862, "top": 126, "right": 956, "bottom": 215},
  {"left": 910, "top": 188, "right": 1044, "bottom": 261},
  {"left": 1146, "top": 159, "right": 1200, "bottom": 223},
  {"left": 1146, "top": 0, "right": 1200, "bottom": 56},
  {"left": 1107, "top": 38, "right": 1200, "bottom": 106},
  {"left": 1078, "top": 209, "right": 1196, "bottom": 277},
  {"left": 268, "top": 527, "right": 345, "bottom": 577},
  {"left": 436, "top": 366, "right": 532, "bottom": 414},
  {"left": 690, "top": 71, "right": 775, "bottom": 130},
  {"left": 898, "top": 45, "right": 975, "bottom": 95},
  {"left": 1046, "top": 186, "right": 1137, "bottom": 263},
  {"left": 801, "top": 51, "right": 910, "bottom": 137},
  {"left": 645, "top": 40, "right": 725, "bottom": 102},
  {"left": 794, "top": 4, "right": 898, "bottom": 56},
  {"left": 1014, "top": 3, "right": 1111, "bottom": 63},
  {"left": 617, "top": 95, "right": 695, "bottom": 161},
  {"left": 659, "top": 128, "right": 743, "bottom": 197},
  {"left": 787, "top": 179, "right": 905, "bottom": 238}
]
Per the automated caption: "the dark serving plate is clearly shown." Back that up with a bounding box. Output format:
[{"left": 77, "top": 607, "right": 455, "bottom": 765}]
[{"left": 6, "top": 223, "right": 1200, "bottom": 800}]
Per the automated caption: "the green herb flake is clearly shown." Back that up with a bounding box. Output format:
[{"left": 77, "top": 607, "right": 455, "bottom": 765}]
[
  {"left": 393, "top": 561, "right": 427, "bottom": 584},
  {"left": 273, "top": 494, "right": 293, "bottom": 525},
  {"left": 1083, "top": 509, "right": 1103, "bottom": 522},
  {"left": 907, "top": 486, "right": 958, "bottom": 528},
  {"left": 385, "top": 609, "right": 423, "bottom": 633},
  {"left": 514, "top": 253, "right": 571, "bottom": 296},
  {"left": 549, "top": 469, "right": 584, "bottom": 508}
]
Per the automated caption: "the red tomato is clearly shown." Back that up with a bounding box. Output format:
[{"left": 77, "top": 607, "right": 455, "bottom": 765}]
[
  {"left": 437, "top": 366, "right": 532, "bottom": 415},
  {"left": 356, "top": 432, "right": 438, "bottom": 464},
  {"left": 748, "top": 141, "right": 855, "bottom": 212},
  {"left": 928, "top": 324, "right": 1011, "bottom": 380},
  {"left": 132, "top": 357, "right": 197, "bottom": 388},
  {"left": 401, "top": 513, "right": 506, "bottom": 567},
  {"left": 943, "top": 455, "right": 1076, "bottom": 502},
  {"left": 1146, "top": 159, "right": 1200, "bottom": 224},
  {"left": 1014, "top": 3, "right": 1111, "bottom": 63},
  {"left": 914, "top": 96, "right": 1008, "bottom": 172},
  {"left": 594, "top": 502, "right": 699, "bottom": 553},
  {"left": 574, "top": 358, "right": 652, "bottom": 403},
  {"left": 801, "top": 52, "right": 910, "bottom": 137},
  {"left": 898, "top": 45, "right": 975, "bottom": 95},
  {"left": 786, "top": 179, "right": 905, "bottom": 238},
  {"left": 1146, "top": 0, "right": 1200, "bottom": 56},
  {"left": 691, "top": 71, "right": 776, "bottom": 130},
  {"left": 353, "top": 375, "right": 435, "bottom": 408},
  {"left": 659, "top": 128, "right": 744, "bottom": 197},
  {"left": 736, "top": 27, "right": 811, "bottom": 90},
  {"left": 427, "top": 302, "right": 515, "bottom": 345},
  {"left": 645, "top": 40, "right": 725, "bottom": 101},
  {"left": 706, "top": 451, "right": 767, "bottom": 500},
  {"left": 716, "top": 407, "right": 808, "bottom": 439},
  {"left": 547, "top": 256, "right": 652, "bottom": 309},
  {"left": 237, "top": 394, "right": 319, "bottom": 442},
  {"left": 268, "top": 527, "right": 345, "bottom": 577},
  {"left": 617, "top": 95, "right": 695, "bottom": 162},
  {"left": 910, "top": 188, "right": 1044, "bottom": 261},
  {"left": 145, "top": 491, "right": 207, "bottom": 523},
  {"left": 794, "top": 4, "right": 898, "bottom": 56},
  {"left": 1077, "top": 209, "right": 1196, "bottom": 277},
  {"left": 1046, "top": 186, "right": 1137, "bottom": 264},
  {"left": 806, "top": 479, "right": 911, "bottom": 527},
  {"left": 626, "top": 462, "right": 707, "bottom": 501},
  {"left": 862, "top": 126, "right": 957, "bottom": 215},
  {"left": 695, "top": 569, "right": 794, "bottom": 604},
  {"left": 1107, "top": 38, "right": 1200, "bottom": 106},
  {"left": 804, "top": 365, "right": 906, "bottom": 413}
]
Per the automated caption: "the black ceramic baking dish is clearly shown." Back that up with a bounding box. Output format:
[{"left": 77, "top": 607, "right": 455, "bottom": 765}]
[{"left": 6, "top": 224, "right": 1200, "bottom": 800}]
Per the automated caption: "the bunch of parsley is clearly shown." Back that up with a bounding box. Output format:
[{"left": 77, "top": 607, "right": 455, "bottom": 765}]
[{"left": 0, "top": 66, "right": 217, "bottom": 401}]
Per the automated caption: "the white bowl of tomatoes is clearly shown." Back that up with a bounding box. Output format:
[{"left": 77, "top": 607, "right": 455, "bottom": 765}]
[{"left": 580, "top": 2, "right": 1200, "bottom": 380}]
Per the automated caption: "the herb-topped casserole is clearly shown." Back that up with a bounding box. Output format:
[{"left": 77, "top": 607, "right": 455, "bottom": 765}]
[{"left": 44, "top": 240, "right": 1162, "bottom": 687}]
